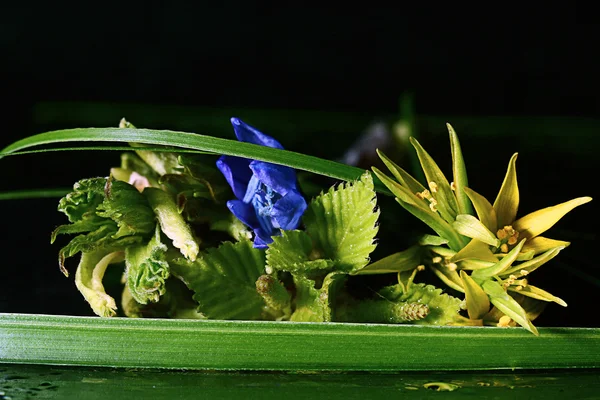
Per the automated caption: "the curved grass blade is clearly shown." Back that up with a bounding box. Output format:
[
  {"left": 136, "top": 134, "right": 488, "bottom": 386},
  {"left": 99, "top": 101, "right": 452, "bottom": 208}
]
[{"left": 0, "top": 127, "right": 392, "bottom": 195}]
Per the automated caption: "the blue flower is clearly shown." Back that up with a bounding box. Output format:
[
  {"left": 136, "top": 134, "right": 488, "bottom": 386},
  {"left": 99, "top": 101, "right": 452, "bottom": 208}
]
[{"left": 216, "top": 118, "right": 308, "bottom": 248}]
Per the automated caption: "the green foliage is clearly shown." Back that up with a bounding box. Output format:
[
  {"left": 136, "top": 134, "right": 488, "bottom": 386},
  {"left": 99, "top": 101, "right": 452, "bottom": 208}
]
[
  {"left": 125, "top": 226, "right": 171, "bottom": 305},
  {"left": 303, "top": 172, "right": 379, "bottom": 272},
  {"left": 170, "top": 240, "right": 268, "bottom": 320}
]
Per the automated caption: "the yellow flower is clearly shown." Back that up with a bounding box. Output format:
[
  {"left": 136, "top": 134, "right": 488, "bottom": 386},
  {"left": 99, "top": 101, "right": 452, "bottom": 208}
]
[{"left": 372, "top": 123, "right": 592, "bottom": 335}]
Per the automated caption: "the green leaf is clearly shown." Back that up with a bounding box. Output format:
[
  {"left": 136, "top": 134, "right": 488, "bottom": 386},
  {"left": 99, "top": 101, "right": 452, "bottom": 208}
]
[
  {"left": 0, "top": 127, "right": 392, "bottom": 194},
  {"left": 3, "top": 313, "right": 599, "bottom": 371},
  {"left": 448, "top": 123, "right": 474, "bottom": 216},
  {"left": 452, "top": 214, "right": 500, "bottom": 247},
  {"left": 170, "top": 240, "right": 267, "bottom": 320},
  {"left": 409, "top": 137, "right": 460, "bottom": 223},
  {"left": 74, "top": 250, "right": 124, "bottom": 317},
  {"left": 125, "top": 226, "right": 170, "bottom": 305},
  {"left": 303, "top": 172, "right": 379, "bottom": 272},
  {"left": 55, "top": 178, "right": 107, "bottom": 224},
  {"left": 255, "top": 275, "right": 292, "bottom": 318},
  {"left": 354, "top": 245, "right": 422, "bottom": 275},
  {"left": 144, "top": 187, "right": 200, "bottom": 261},
  {"left": 266, "top": 230, "right": 335, "bottom": 274},
  {"left": 290, "top": 272, "right": 347, "bottom": 322},
  {"left": 57, "top": 225, "right": 144, "bottom": 276},
  {"left": 97, "top": 178, "right": 156, "bottom": 239},
  {"left": 52, "top": 177, "right": 156, "bottom": 275},
  {"left": 380, "top": 283, "right": 464, "bottom": 326}
]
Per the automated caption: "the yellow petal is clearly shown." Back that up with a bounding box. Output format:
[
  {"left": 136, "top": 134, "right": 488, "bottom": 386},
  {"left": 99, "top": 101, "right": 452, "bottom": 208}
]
[
  {"left": 452, "top": 239, "right": 498, "bottom": 263},
  {"left": 508, "top": 284, "right": 567, "bottom": 307},
  {"left": 355, "top": 245, "right": 421, "bottom": 275},
  {"left": 376, "top": 149, "right": 426, "bottom": 195},
  {"left": 372, "top": 167, "right": 422, "bottom": 208},
  {"left": 460, "top": 270, "right": 490, "bottom": 319},
  {"left": 521, "top": 236, "right": 570, "bottom": 255},
  {"left": 464, "top": 187, "right": 498, "bottom": 233},
  {"left": 472, "top": 239, "right": 526, "bottom": 281},
  {"left": 502, "top": 246, "right": 564, "bottom": 276},
  {"left": 513, "top": 197, "right": 592, "bottom": 240},
  {"left": 458, "top": 259, "right": 495, "bottom": 270},
  {"left": 448, "top": 124, "right": 474, "bottom": 216},
  {"left": 482, "top": 280, "right": 539, "bottom": 336},
  {"left": 493, "top": 153, "right": 519, "bottom": 228},
  {"left": 396, "top": 197, "right": 468, "bottom": 252},
  {"left": 430, "top": 264, "right": 464, "bottom": 292},
  {"left": 452, "top": 214, "right": 501, "bottom": 247},
  {"left": 511, "top": 293, "right": 548, "bottom": 322},
  {"left": 409, "top": 137, "right": 460, "bottom": 223}
]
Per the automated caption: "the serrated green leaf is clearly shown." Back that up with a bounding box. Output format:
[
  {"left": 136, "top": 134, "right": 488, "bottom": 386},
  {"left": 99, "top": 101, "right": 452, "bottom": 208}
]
[
  {"left": 125, "top": 226, "right": 170, "bottom": 305},
  {"left": 448, "top": 123, "right": 474, "bottom": 216},
  {"left": 266, "top": 230, "right": 335, "bottom": 274},
  {"left": 381, "top": 283, "right": 464, "bottom": 326},
  {"left": 170, "top": 240, "right": 267, "bottom": 320},
  {"left": 303, "top": 172, "right": 379, "bottom": 272},
  {"left": 354, "top": 245, "right": 422, "bottom": 275},
  {"left": 290, "top": 272, "right": 347, "bottom": 322},
  {"left": 97, "top": 178, "right": 156, "bottom": 239}
]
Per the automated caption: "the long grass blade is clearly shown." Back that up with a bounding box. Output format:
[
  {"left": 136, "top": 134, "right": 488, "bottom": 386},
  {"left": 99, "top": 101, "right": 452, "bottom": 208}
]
[
  {"left": 0, "top": 128, "right": 391, "bottom": 195},
  {"left": 1, "top": 314, "right": 599, "bottom": 371}
]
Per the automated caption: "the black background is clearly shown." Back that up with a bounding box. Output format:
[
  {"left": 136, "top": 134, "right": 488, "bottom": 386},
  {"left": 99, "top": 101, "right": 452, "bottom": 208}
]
[{"left": 1, "top": 3, "right": 599, "bottom": 325}]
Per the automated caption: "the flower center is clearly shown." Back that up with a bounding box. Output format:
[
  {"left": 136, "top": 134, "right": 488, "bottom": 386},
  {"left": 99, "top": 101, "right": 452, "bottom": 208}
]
[
  {"left": 496, "top": 225, "right": 519, "bottom": 253},
  {"left": 243, "top": 175, "right": 282, "bottom": 233}
]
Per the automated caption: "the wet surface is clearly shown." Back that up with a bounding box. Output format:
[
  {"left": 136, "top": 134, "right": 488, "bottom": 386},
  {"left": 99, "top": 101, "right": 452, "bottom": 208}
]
[{"left": 1, "top": 364, "right": 599, "bottom": 399}]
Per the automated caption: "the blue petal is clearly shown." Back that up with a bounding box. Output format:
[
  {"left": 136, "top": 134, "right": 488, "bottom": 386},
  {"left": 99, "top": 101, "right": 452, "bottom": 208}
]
[
  {"left": 231, "top": 118, "right": 284, "bottom": 149},
  {"left": 226, "top": 200, "right": 258, "bottom": 228},
  {"left": 272, "top": 190, "right": 307, "bottom": 230},
  {"left": 252, "top": 232, "right": 272, "bottom": 249},
  {"left": 217, "top": 156, "right": 252, "bottom": 200},
  {"left": 249, "top": 160, "right": 297, "bottom": 196}
]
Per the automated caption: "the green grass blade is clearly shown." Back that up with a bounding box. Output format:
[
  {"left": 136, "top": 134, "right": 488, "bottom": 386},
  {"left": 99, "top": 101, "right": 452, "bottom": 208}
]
[
  {"left": 0, "top": 128, "right": 391, "bottom": 195},
  {"left": 0, "top": 188, "right": 71, "bottom": 200},
  {"left": 1, "top": 314, "right": 599, "bottom": 371}
]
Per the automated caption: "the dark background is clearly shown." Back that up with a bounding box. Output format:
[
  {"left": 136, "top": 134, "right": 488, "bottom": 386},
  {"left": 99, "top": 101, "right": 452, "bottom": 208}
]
[{"left": 1, "top": 4, "right": 598, "bottom": 326}]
